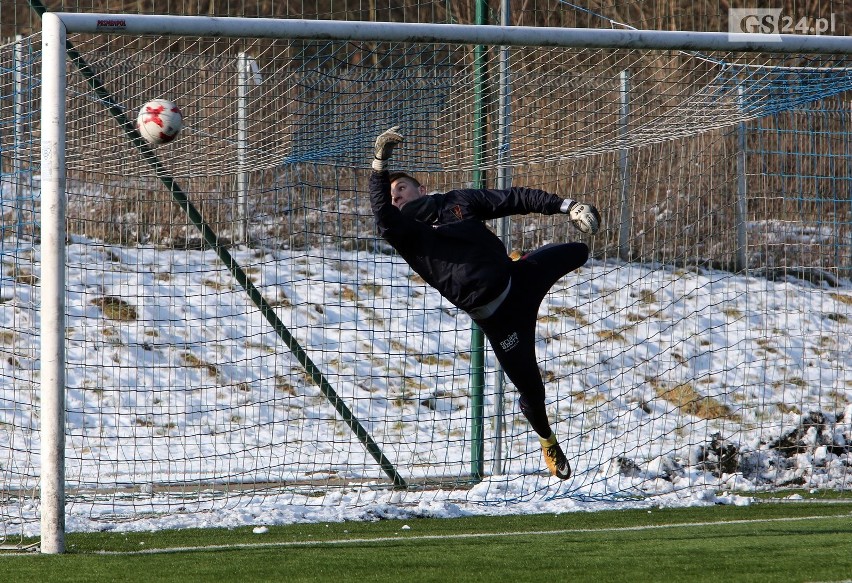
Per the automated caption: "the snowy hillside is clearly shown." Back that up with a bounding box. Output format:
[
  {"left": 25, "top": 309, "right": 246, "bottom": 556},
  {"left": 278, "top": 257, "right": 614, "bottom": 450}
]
[{"left": 1, "top": 237, "right": 851, "bottom": 534}]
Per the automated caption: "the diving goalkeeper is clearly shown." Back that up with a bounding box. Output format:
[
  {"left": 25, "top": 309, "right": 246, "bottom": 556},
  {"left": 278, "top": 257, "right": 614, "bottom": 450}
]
[{"left": 368, "top": 126, "right": 601, "bottom": 480}]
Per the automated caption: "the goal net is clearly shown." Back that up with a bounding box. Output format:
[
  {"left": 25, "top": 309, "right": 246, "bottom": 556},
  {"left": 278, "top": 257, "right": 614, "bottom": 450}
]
[{"left": 2, "top": 16, "right": 851, "bottom": 546}]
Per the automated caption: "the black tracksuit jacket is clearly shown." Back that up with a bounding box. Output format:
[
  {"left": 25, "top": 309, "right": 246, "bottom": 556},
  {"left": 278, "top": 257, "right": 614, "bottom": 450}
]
[{"left": 369, "top": 170, "right": 564, "bottom": 312}]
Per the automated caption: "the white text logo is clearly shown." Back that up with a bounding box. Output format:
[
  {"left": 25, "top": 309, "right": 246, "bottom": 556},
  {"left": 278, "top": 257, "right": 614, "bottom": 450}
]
[
  {"left": 729, "top": 9, "right": 837, "bottom": 41},
  {"left": 500, "top": 331, "right": 519, "bottom": 352}
]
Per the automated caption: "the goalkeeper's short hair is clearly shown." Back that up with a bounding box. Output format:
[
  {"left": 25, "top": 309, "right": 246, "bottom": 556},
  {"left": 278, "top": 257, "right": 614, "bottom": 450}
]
[{"left": 388, "top": 171, "right": 421, "bottom": 188}]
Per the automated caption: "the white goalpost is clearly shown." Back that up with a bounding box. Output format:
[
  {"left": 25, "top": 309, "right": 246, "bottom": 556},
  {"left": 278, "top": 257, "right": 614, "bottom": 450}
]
[
  {"left": 30, "top": 12, "right": 852, "bottom": 554},
  {"left": 39, "top": 13, "right": 68, "bottom": 554}
]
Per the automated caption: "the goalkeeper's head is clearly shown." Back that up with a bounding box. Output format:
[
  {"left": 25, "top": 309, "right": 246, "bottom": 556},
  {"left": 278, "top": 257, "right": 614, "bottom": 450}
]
[{"left": 389, "top": 172, "right": 426, "bottom": 210}]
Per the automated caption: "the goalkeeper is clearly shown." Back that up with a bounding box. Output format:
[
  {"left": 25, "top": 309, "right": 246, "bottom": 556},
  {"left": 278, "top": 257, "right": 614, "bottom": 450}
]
[{"left": 369, "top": 126, "right": 600, "bottom": 480}]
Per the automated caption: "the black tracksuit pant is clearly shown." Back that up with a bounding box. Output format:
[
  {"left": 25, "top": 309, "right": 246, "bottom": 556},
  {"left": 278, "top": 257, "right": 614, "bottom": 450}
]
[{"left": 473, "top": 242, "right": 589, "bottom": 439}]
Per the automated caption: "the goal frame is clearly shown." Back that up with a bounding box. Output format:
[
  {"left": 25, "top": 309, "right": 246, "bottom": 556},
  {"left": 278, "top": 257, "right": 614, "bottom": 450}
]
[{"left": 39, "top": 12, "right": 852, "bottom": 553}]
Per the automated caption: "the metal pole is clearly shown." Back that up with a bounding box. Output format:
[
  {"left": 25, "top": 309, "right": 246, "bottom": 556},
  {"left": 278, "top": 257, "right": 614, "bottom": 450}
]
[
  {"left": 618, "top": 69, "right": 631, "bottom": 262},
  {"left": 39, "top": 12, "right": 67, "bottom": 555},
  {"left": 13, "top": 35, "right": 25, "bottom": 240},
  {"left": 735, "top": 84, "right": 748, "bottom": 273},
  {"left": 492, "top": 0, "right": 511, "bottom": 477},
  {"left": 469, "top": 0, "right": 489, "bottom": 482},
  {"left": 56, "top": 13, "right": 852, "bottom": 54},
  {"left": 236, "top": 52, "right": 248, "bottom": 244}
]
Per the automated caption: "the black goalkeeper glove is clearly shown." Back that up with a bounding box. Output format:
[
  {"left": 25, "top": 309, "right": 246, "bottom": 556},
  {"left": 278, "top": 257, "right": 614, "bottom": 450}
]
[{"left": 372, "top": 126, "right": 404, "bottom": 171}]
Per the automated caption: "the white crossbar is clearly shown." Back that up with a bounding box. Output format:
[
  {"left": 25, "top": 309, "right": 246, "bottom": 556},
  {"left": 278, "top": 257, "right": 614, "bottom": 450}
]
[{"left": 55, "top": 12, "right": 852, "bottom": 54}]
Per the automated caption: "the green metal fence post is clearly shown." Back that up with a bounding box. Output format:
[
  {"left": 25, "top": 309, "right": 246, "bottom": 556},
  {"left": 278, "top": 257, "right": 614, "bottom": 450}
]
[{"left": 469, "top": 0, "right": 489, "bottom": 482}]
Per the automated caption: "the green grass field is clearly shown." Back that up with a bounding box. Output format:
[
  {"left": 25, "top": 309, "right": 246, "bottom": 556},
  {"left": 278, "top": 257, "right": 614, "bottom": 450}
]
[{"left": 4, "top": 502, "right": 852, "bottom": 582}]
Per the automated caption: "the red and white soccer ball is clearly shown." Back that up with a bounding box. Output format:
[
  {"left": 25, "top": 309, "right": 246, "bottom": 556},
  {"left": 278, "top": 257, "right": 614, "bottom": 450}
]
[{"left": 136, "top": 99, "right": 183, "bottom": 145}]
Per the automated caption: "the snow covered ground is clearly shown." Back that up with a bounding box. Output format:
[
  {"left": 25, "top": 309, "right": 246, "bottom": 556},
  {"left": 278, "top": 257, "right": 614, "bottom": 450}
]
[{"left": 1, "top": 235, "right": 851, "bottom": 536}]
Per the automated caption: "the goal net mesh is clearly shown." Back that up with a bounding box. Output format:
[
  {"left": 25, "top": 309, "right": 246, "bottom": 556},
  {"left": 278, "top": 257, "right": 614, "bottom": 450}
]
[{"left": 1, "top": 30, "right": 851, "bottom": 537}]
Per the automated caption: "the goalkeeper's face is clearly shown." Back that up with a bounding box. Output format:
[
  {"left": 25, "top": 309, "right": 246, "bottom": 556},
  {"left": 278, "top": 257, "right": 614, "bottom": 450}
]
[{"left": 390, "top": 177, "right": 426, "bottom": 210}]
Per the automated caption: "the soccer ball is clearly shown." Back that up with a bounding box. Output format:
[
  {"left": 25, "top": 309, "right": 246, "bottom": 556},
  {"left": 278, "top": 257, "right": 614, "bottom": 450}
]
[{"left": 136, "top": 99, "right": 183, "bottom": 145}]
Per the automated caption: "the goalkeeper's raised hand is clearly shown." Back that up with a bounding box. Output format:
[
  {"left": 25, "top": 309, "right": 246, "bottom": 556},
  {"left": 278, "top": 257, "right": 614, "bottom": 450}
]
[
  {"left": 560, "top": 200, "right": 601, "bottom": 235},
  {"left": 372, "top": 126, "right": 404, "bottom": 171}
]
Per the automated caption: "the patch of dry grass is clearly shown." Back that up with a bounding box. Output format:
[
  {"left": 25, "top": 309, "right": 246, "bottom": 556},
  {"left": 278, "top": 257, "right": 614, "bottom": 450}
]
[
  {"left": 202, "top": 278, "right": 233, "bottom": 291},
  {"left": 636, "top": 289, "right": 657, "bottom": 304},
  {"left": 338, "top": 286, "right": 358, "bottom": 301},
  {"left": 652, "top": 380, "right": 740, "bottom": 421},
  {"left": 90, "top": 296, "right": 137, "bottom": 321},
  {"left": 414, "top": 353, "right": 453, "bottom": 366},
  {"left": 3, "top": 263, "right": 39, "bottom": 286},
  {"left": 180, "top": 352, "right": 219, "bottom": 377},
  {"left": 829, "top": 292, "right": 852, "bottom": 306},
  {"left": 597, "top": 329, "right": 626, "bottom": 342},
  {"left": 550, "top": 306, "right": 589, "bottom": 326},
  {"left": 275, "top": 375, "right": 298, "bottom": 395},
  {"left": 722, "top": 306, "right": 743, "bottom": 319}
]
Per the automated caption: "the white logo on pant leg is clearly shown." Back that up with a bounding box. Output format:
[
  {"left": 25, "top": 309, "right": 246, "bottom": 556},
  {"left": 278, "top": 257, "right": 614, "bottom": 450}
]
[{"left": 500, "top": 331, "right": 519, "bottom": 351}]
